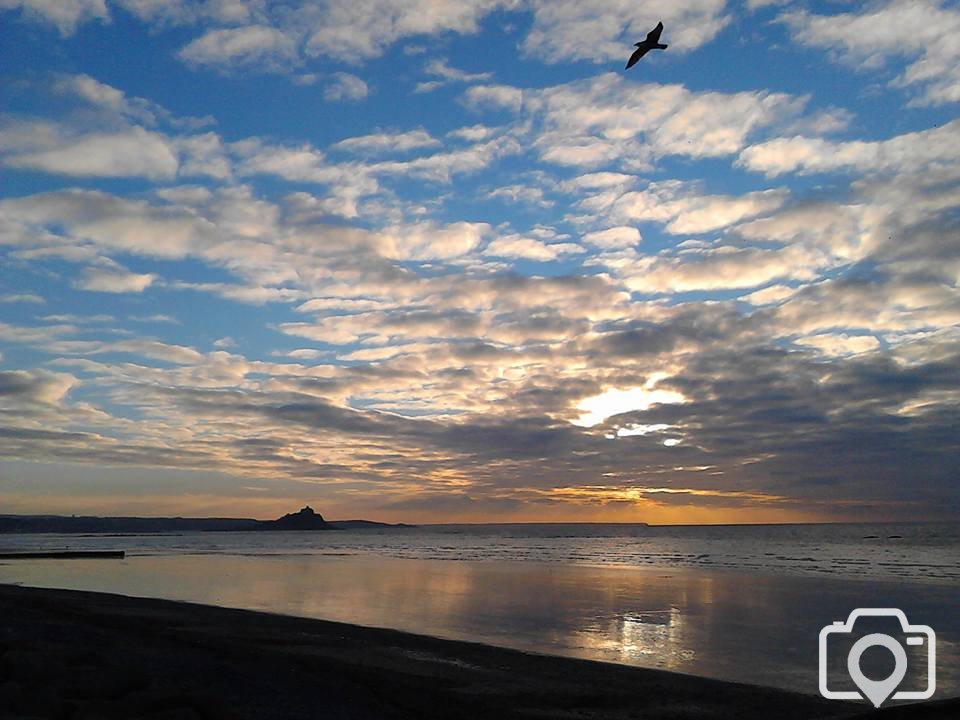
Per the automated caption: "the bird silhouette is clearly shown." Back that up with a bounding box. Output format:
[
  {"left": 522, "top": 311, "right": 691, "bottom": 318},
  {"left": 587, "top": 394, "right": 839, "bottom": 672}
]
[{"left": 625, "top": 21, "right": 668, "bottom": 69}]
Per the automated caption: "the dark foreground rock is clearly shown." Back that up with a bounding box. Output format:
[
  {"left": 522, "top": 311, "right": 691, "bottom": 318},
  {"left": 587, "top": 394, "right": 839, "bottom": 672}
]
[{"left": 0, "top": 584, "right": 955, "bottom": 720}]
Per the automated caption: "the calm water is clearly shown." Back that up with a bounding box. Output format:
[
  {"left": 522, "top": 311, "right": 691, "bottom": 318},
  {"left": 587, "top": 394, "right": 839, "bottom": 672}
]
[{"left": 1, "top": 522, "right": 958, "bottom": 699}]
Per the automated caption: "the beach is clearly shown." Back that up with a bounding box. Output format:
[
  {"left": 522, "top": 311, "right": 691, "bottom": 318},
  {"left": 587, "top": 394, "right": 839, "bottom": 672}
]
[
  {"left": 2, "top": 526, "right": 958, "bottom": 697},
  {"left": 1, "top": 525, "right": 957, "bottom": 718},
  {"left": 7, "top": 582, "right": 956, "bottom": 720},
  {"left": 1, "top": 523, "right": 959, "bottom": 719}
]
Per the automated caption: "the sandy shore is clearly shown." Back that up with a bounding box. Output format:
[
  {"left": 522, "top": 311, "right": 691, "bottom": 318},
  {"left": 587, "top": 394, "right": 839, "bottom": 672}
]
[{"left": 1, "top": 584, "right": 956, "bottom": 720}]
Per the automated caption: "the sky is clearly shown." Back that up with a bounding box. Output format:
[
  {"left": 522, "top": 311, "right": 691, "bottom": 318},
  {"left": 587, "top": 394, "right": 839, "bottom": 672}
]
[{"left": 0, "top": 0, "right": 958, "bottom": 524}]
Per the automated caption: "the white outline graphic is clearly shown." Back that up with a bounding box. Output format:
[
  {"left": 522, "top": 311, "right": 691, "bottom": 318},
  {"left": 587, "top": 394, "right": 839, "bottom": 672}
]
[{"left": 819, "top": 608, "right": 936, "bottom": 705}]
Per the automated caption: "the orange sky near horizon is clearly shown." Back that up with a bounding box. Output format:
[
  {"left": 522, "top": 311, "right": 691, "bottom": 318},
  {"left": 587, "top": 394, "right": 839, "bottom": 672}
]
[{"left": 0, "top": 487, "right": 916, "bottom": 526}]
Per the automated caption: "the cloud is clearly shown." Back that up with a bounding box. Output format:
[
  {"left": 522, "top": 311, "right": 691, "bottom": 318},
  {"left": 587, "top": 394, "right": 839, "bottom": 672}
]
[
  {"left": 522, "top": 0, "right": 729, "bottom": 64},
  {"left": 173, "top": 282, "right": 305, "bottom": 305},
  {"left": 365, "top": 134, "right": 520, "bottom": 183},
  {"left": 0, "top": 0, "right": 107, "bottom": 35},
  {"left": 794, "top": 333, "right": 881, "bottom": 358},
  {"left": 113, "top": 0, "right": 265, "bottom": 26},
  {"left": 581, "top": 226, "right": 641, "bottom": 249},
  {"left": 463, "top": 84, "right": 524, "bottom": 113},
  {"left": 0, "top": 369, "right": 75, "bottom": 405},
  {"left": 99, "top": 3, "right": 501, "bottom": 75},
  {"left": 2, "top": 189, "right": 222, "bottom": 258},
  {"left": 487, "top": 73, "right": 809, "bottom": 170},
  {"left": 54, "top": 73, "right": 159, "bottom": 124},
  {"left": 297, "top": 298, "right": 385, "bottom": 313},
  {"left": 736, "top": 171, "right": 960, "bottom": 270},
  {"left": 2, "top": 24, "right": 959, "bottom": 522},
  {"left": 447, "top": 124, "right": 498, "bottom": 142},
  {"left": 561, "top": 172, "right": 636, "bottom": 193},
  {"left": 13, "top": 0, "right": 738, "bottom": 79},
  {"left": 231, "top": 138, "right": 332, "bottom": 182},
  {"left": 300, "top": 0, "right": 499, "bottom": 62},
  {"left": 602, "top": 244, "right": 822, "bottom": 293},
  {"left": 382, "top": 220, "right": 490, "bottom": 260},
  {"left": 178, "top": 25, "right": 296, "bottom": 67},
  {"left": 415, "top": 57, "right": 492, "bottom": 93},
  {"left": 331, "top": 129, "right": 439, "bottom": 155},
  {"left": 1, "top": 121, "right": 179, "bottom": 179},
  {"left": 738, "top": 284, "right": 798, "bottom": 307},
  {"left": 780, "top": 0, "right": 960, "bottom": 106},
  {"left": 0, "top": 293, "right": 44, "bottom": 303},
  {"left": 280, "top": 348, "right": 325, "bottom": 360},
  {"left": 129, "top": 314, "right": 179, "bottom": 324},
  {"left": 173, "top": 133, "right": 229, "bottom": 179},
  {"left": 0, "top": 2, "right": 493, "bottom": 76},
  {"left": 483, "top": 234, "right": 583, "bottom": 261},
  {"left": 486, "top": 183, "right": 552, "bottom": 207},
  {"left": 75, "top": 264, "right": 157, "bottom": 293},
  {"left": 738, "top": 120, "right": 960, "bottom": 177},
  {"left": 52, "top": 73, "right": 219, "bottom": 132},
  {"left": 766, "top": 275, "right": 960, "bottom": 340},
  {"left": 746, "top": 0, "right": 787, "bottom": 9},
  {"left": 323, "top": 72, "right": 369, "bottom": 102},
  {"left": 603, "top": 181, "right": 789, "bottom": 234}
]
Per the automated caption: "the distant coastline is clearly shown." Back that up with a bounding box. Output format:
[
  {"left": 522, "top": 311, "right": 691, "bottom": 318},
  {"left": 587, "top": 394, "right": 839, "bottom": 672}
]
[{"left": 0, "top": 506, "right": 414, "bottom": 534}]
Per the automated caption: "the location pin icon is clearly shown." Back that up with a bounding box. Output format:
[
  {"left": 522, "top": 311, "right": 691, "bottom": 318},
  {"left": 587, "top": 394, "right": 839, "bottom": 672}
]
[{"left": 847, "top": 634, "right": 908, "bottom": 708}]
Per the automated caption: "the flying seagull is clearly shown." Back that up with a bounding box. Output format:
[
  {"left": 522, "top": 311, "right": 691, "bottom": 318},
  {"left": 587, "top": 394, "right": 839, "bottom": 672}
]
[{"left": 625, "top": 21, "right": 668, "bottom": 69}]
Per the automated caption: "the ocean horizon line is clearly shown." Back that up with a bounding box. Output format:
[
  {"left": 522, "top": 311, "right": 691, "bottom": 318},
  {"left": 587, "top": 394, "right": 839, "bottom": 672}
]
[{"left": 2, "top": 513, "right": 955, "bottom": 528}]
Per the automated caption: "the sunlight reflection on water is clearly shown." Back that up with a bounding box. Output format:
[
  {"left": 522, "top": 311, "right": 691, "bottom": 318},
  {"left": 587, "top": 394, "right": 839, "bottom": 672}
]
[{"left": 1, "top": 553, "right": 957, "bottom": 697}]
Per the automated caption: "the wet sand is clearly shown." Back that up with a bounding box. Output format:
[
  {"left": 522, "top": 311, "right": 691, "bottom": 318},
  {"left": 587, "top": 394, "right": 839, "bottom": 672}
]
[
  {"left": 5, "top": 553, "right": 958, "bottom": 695},
  {"left": 1, "top": 584, "right": 957, "bottom": 719}
]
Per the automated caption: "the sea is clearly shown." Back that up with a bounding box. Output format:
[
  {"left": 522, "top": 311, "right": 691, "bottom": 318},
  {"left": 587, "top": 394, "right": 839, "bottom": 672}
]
[{"left": 1, "top": 521, "right": 958, "bottom": 700}]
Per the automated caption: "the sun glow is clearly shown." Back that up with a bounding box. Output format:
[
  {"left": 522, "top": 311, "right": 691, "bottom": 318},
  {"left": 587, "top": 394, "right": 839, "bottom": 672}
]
[
  {"left": 572, "top": 376, "right": 686, "bottom": 427},
  {"left": 615, "top": 423, "right": 672, "bottom": 437}
]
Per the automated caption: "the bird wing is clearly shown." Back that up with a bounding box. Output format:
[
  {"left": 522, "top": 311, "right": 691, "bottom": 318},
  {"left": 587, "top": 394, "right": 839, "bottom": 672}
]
[
  {"left": 625, "top": 46, "right": 648, "bottom": 69},
  {"left": 646, "top": 21, "right": 663, "bottom": 43}
]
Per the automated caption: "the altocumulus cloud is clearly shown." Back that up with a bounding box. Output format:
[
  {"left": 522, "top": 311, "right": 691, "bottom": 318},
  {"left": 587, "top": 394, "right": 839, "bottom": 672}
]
[{"left": 0, "top": 0, "right": 958, "bottom": 522}]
